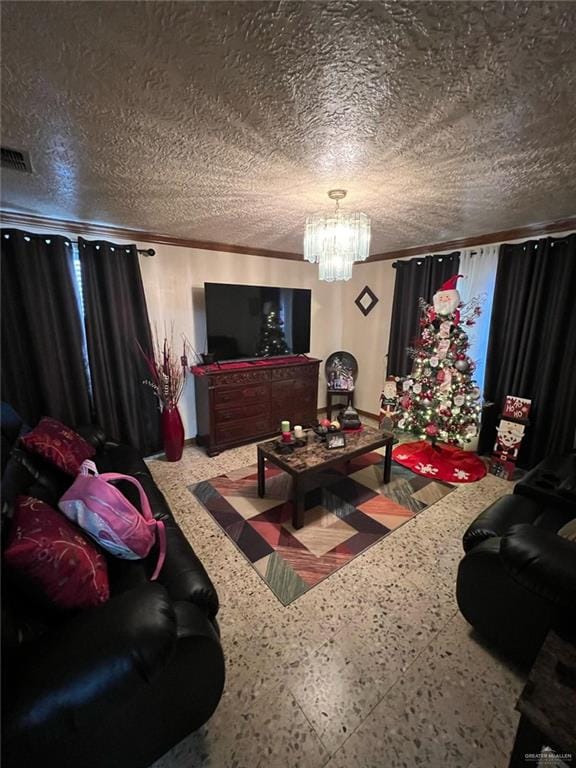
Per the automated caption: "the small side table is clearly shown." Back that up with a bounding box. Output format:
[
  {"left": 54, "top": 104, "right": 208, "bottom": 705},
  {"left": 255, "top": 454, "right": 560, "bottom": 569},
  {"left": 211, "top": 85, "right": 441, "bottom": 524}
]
[
  {"left": 326, "top": 389, "right": 354, "bottom": 421},
  {"left": 508, "top": 630, "right": 576, "bottom": 767}
]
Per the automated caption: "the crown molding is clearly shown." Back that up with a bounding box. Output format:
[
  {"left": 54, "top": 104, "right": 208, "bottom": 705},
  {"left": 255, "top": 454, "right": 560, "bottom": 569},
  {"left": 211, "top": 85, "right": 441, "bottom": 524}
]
[
  {"left": 2, "top": 209, "right": 574, "bottom": 265},
  {"left": 0, "top": 210, "right": 304, "bottom": 261},
  {"left": 364, "top": 216, "right": 576, "bottom": 263}
]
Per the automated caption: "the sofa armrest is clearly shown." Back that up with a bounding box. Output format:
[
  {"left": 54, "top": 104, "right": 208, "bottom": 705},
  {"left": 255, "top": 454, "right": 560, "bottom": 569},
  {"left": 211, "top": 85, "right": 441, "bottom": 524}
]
[
  {"left": 6, "top": 584, "right": 177, "bottom": 736},
  {"left": 158, "top": 521, "right": 219, "bottom": 618},
  {"left": 501, "top": 524, "right": 576, "bottom": 609},
  {"left": 462, "top": 494, "right": 541, "bottom": 552}
]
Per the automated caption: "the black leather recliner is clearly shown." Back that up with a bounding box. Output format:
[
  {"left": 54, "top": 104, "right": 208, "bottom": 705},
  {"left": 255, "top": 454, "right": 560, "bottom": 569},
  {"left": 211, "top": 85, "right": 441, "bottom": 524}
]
[
  {"left": 456, "top": 452, "right": 576, "bottom": 666},
  {"left": 1, "top": 404, "right": 225, "bottom": 768}
]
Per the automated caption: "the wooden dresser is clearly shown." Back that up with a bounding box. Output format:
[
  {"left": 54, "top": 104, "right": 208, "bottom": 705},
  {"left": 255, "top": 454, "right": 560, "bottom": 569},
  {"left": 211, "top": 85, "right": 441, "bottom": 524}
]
[{"left": 192, "top": 357, "right": 321, "bottom": 456}]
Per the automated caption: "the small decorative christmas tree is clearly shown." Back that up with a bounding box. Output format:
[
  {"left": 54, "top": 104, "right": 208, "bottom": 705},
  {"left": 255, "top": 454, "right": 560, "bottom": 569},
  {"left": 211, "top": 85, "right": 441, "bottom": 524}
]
[
  {"left": 397, "top": 275, "right": 482, "bottom": 445},
  {"left": 255, "top": 304, "right": 290, "bottom": 357}
]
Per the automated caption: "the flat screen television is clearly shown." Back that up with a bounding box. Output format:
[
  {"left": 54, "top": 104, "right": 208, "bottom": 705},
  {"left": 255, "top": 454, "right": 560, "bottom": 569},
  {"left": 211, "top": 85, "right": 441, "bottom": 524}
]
[{"left": 204, "top": 282, "right": 311, "bottom": 362}]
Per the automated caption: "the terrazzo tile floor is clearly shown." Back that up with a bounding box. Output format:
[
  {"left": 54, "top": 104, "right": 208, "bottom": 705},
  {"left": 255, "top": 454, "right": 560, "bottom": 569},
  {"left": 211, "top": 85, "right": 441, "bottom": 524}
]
[{"left": 147, "top": 436, "right": 526, "bottom": 768}]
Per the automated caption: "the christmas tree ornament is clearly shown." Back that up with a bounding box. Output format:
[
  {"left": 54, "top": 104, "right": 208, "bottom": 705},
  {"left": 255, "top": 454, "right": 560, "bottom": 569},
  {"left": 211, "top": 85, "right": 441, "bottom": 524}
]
[
  {"left": 454, "top": 395, "right": 465, "bottom": 406},
  {"left": 437, "top": 340, "right": 450, "bottom": 359},
  {"left": 413, "top": 383, "right": 422, "bottom": 394},
  {"left": 430, "top": 357, "right": 439, "bottom": 367},
  {"left": 439, "top": 321, "right": 452, "bottom": 338},
  {"left": 455, "top": 359, "right": 468, "bottom": 372},
  {"left": 432, "top": 274, "right": 464, "bottom": 319}
]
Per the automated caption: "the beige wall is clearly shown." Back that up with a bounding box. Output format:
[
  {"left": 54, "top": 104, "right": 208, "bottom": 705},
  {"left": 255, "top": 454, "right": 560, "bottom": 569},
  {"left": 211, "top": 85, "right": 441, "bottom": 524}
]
[
  {"left": 139, "top": 243, "right": 402, "bottom": 434},
  {"left": 137, "top": 241, "right": 345, "bottom": 438},
  {"left": 340, "top": 260, "right": 398, "bottom": 416}
]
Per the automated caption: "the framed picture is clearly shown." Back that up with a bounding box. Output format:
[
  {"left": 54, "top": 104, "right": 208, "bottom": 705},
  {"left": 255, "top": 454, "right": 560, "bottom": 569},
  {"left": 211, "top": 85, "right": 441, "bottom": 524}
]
[{"left": 326, "top": 431, "right": 346, "bottom": 449}]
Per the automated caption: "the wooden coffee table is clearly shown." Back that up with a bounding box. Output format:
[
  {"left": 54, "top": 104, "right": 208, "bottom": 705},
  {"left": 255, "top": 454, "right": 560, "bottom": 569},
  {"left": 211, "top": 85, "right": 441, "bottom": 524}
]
[{"left": 257, "top": 425, "right": 394, "bottom": 529}]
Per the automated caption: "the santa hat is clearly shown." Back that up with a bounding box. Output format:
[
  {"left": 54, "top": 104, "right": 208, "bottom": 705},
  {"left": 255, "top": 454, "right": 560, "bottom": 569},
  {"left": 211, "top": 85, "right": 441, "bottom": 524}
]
[{"left": 438, "top": 274, "right": 464, "bottom": 292}]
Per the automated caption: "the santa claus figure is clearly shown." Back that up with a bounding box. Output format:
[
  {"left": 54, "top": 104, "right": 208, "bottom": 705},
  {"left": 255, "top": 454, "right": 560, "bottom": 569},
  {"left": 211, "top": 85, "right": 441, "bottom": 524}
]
[{"left": 431, "top": 274, "right": 464, "bottom": 324}]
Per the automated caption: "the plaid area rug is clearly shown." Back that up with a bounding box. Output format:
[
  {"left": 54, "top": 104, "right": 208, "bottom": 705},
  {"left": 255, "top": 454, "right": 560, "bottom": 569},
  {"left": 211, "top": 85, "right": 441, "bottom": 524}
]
[{"left": 191, "top": 450, "right": 454, "bottom": 605}]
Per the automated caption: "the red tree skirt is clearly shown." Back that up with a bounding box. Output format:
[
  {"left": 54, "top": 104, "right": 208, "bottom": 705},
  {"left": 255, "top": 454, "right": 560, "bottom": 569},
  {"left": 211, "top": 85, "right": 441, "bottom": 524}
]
[{"left": 392, "top": 440, "right": 487, "bottom": 483}]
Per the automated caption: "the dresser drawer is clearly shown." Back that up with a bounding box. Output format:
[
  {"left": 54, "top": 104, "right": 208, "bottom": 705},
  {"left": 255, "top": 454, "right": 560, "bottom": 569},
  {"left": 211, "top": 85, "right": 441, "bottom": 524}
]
[
  {"left": 271, "top": 379, "right": 314, "bottom": 399},
  {"left": 215, "top": 415, "right": 271, "bottom": 444},
  {"left": 270, "top": 364, "right": 319, "bottom": 381},
  {"left": 278, "top": 404, "right": 317, "bottom": 426},
  {"left": 292, "top": 407, "right": 318, "bottom": 427},
  {"left": 214, "top": 384, "right": 268, "bottom": 409},
  {"left": 214, "top": 402, "right": 269, "bottom": 425},
  {"left": 209, "top": 369, "right": 270, "bottom": 386},
  {"left": 273, "top": 396, "right": 316, "bottom": 423},
  {"left": 194, "top": 358, "right": 321, "bottom": 454},
  {"left": 272, "top": 386, "right": 316, "bottom": 407}
]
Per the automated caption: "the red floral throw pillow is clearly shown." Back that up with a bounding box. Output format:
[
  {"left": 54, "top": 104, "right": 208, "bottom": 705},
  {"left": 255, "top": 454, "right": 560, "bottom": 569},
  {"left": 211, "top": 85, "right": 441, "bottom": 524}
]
[
  {"left": 4, "top": 496, "right": 109, "bottom": 611},
  {"left": 19, "top": 417, "right": 95, "bottom": 475}
]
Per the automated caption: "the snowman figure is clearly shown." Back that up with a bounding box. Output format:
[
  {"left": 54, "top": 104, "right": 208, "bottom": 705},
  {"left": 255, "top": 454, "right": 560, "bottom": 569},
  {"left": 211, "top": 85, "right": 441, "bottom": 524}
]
[{"left": 431, "top": 274, "right": 464, "bottom": 324}]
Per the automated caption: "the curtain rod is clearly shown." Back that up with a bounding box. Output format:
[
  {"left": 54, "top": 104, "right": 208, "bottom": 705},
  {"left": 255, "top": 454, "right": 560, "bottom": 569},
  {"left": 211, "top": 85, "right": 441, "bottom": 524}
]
[
  {"left": 72, "top": 240, "right": 155, "bottom": 257},
  {"left": 391, "top": 229, "right": 576, "bottom": 267},
  {"left": 392, "top": 252, "right": 458, "bottom": 268},
  {"left": 2, "top": 230, "right": 156, "bottom": 256}
]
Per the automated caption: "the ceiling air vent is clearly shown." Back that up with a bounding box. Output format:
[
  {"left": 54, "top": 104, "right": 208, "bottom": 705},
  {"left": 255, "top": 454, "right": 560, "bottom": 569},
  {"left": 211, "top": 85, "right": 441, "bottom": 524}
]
[{"left": 1, "top": 146, "right": 33, "bottom": 173}]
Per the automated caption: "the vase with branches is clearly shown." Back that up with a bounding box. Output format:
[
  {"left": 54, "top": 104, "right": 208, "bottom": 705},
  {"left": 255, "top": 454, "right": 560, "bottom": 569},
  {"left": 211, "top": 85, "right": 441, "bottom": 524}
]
[{"left": 139, "top": 326, "right": 189, "bottom": 461}]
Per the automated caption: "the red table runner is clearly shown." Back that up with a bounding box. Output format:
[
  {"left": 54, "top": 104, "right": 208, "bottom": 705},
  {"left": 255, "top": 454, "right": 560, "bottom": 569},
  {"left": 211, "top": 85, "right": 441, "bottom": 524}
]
[{"left": 190, "top": 355, "right": 314, "bottom": 376}]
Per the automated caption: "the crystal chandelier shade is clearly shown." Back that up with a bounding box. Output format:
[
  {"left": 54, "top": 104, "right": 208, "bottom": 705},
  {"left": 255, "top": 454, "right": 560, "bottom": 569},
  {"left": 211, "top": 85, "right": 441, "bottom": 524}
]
[{"left": 303, "top": 191, "right": 371, "bottom": 282}]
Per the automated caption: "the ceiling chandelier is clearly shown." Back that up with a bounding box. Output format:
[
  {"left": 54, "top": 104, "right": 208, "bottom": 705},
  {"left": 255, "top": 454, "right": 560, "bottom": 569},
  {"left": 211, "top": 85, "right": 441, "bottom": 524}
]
[{"left": 304, "top": 189, "right": 371, "bottom": 282}]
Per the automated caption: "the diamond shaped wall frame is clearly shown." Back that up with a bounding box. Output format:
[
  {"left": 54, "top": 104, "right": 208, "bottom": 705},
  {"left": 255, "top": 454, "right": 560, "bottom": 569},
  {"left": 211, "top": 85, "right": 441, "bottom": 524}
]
[{"left": 355, "top": 285, "right": 379, "bottom": 316}]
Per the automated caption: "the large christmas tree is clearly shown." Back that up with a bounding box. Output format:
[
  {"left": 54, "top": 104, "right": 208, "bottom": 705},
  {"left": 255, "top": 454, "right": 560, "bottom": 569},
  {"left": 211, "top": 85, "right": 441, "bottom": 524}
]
[
  {"left": 255, "top": 304, "right": 290, "bottom": 357},
  {"left": 397, "top": 275, "right": 482, "bottom": 445}
]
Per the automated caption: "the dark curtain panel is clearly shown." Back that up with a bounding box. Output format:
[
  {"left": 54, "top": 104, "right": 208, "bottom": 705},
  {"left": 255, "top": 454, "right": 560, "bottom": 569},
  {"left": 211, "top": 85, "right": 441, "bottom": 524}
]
[
  {"left": 1, "top": 229, "right": 91, "bottom": 426},
  {"left": 479, "top": 234, "right": 576, "bottom": 468},
  {"left": 79, "top": 238, "right": 161, "bottom": 455},
  {"left": 386, "top": 252, "right": 460, "bottom": 376}
]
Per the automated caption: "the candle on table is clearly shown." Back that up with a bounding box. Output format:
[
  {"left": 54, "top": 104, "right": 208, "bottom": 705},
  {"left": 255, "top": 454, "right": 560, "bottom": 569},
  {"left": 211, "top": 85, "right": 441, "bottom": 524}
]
[
  {"left": 281, "top": 420, "right": 290, "bottom": 433},
  {"left": 294, "top": 425, "right": 304, "bottom": 439}
]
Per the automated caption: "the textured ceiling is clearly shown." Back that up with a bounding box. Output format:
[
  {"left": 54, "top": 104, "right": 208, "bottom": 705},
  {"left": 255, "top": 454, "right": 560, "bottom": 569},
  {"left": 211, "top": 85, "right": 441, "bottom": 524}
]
[{"left": 1, "top": 1, "right": 575, "bottom": 255}]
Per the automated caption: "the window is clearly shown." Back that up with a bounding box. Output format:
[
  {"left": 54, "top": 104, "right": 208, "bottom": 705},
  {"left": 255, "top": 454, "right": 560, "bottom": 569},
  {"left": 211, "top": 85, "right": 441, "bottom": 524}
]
[{"left": 69, "top": 243, "right": 93, "bottom": 398}]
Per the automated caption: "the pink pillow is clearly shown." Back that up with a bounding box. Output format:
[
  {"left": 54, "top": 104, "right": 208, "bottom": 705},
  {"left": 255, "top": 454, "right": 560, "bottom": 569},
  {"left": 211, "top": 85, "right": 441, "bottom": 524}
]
[
  {"left": 4, "top": 496, "right": 109, "bottom": 611},
  {"left": 20, "top": 417, "right": 95, "bottom": 475}
]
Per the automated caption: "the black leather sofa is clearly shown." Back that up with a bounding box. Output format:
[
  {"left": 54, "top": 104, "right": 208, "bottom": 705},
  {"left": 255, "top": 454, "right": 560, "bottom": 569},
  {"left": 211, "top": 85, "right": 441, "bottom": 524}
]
[
  {"left": 1, "top": 404, "right": 225, "bottom": 768},
  {"left": 456, "top": 451, "right": 576, "bottom": 666}
]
